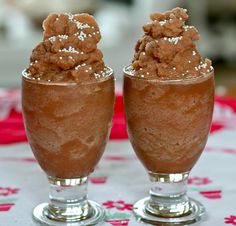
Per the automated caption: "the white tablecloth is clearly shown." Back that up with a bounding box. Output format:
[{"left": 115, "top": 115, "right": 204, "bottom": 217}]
[{"left": 1, "top": 134, "right": 236, "bottom": 226}]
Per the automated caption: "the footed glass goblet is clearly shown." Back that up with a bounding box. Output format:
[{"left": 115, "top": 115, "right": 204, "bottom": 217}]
[
  {"left": 123, "top": 66, "right": 214, "bottom": 225},
  {"left": 22, "top": 68, "right": 115, "bottom": 225}
]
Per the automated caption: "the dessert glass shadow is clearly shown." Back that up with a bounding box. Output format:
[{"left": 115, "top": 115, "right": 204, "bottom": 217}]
[
  {"left": 22, "top": 69, "right": 114, "bottom": 225},
  {"left": 123, "top": 66, "right": 214, "bottom": 225}
]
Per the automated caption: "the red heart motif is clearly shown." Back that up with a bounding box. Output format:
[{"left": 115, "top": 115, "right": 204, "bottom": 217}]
[{"left": 199, "top": 190, "right": 222, "bottom": 199}]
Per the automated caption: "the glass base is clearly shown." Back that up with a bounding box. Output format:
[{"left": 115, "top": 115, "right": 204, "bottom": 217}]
[
  {"left": 33, "top": 201, "right": 105, "bottom": 226},
  {"left": 133, "top": 197, "right": 205, "bottom": 225}
]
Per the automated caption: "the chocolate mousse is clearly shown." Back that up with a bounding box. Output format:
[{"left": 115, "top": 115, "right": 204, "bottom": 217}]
[
  {"left": 22, "top": 13, "right": 115, "bottom": 178},
  {"left": 123, "top": 8, "right": 215, "bottom": 173}
]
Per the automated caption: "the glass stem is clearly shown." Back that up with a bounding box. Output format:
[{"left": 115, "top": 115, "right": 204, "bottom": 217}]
[
  {"left": 46, "top": 176, "right": 92, "bottom": 222},
  {"left": 146, "top": 171, "right": 191, "bottom": 218}
]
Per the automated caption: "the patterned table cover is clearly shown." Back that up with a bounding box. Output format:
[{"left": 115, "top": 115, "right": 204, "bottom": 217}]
[{"left": 0, "top": 89, "right": 236, "bottom": 226}]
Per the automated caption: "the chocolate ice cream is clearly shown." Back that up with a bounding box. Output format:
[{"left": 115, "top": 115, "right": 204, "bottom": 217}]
[
  {"left": 124, "top": 8, "right": 215, "bottom": 173},
  {"left": 22, "top": 13, "right": 115, "bottom": 178},
  {"left": 26, "top": 13, "right": 110, "bottom": 82},
  {"left": 132, "top": 7, "right": 212, "bottom": 79}
]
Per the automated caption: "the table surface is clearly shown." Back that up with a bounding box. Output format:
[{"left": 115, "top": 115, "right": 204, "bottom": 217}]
[{"left": 0, "top": 90, "right": 236, "bottom": 226}]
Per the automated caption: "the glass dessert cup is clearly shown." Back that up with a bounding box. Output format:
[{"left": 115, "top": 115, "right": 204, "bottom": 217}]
[
  {"left": 22, "top": 69, "right": 115, "bottom": 226},
  {"left": 123, "top": 66, "right": 215, "bottom": 225}
]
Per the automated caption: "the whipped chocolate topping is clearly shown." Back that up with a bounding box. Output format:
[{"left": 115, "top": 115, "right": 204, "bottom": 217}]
[
  {"left": 132, "top": 7, "right": 212, "bottom": 79},
  {"left": 27, "top": 13, "right": 110, "bottom": 82}
]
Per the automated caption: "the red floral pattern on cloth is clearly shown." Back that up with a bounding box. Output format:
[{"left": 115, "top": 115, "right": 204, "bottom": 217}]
[
  {"left": 0, "top": 89, "right": 27, "bottom": 144},
  {"left": 103, "top": 200, "right": 133, "bottom": 211},
  {"left": 0, "top": 187, "right": 19, "bottom": 212},
  {"left": 199, "top": 190, "right": 222, "bottom": 199},
  {"left": 0, "top": 108, "right": 27, "bottom": 145},
  {"left": 0, "top": 89, "right": 21, "bottom": 119},
  {"left": 106, "top": 219, "right": 130, "bottom": 226},
  {"left": 205, "top": 147, "right": 236, "bottom": 156},
  {"left": 0, "top": 157, "right": 36, "bottom": 163},
  {"left": 110, "top": 94, "right": 128, "bottom": 139},
  {"left": 188, "top": 177, "right": 212, "bottom": 186},
  {"left": 0, "top": 187, "right": 20, "bottom": 196},
  {"left": 104, "top": 155, "right": 136, "bottom": 161},
  {"left": 225, "top": 215, "right": 236, "bottom": 225},
  {"left": 90, "top": 176, "right": 107, "bottom": 184},
  {"left": 211, "top": 97, "right": 236, "bottom": 133},
  {"left": 0, "top": 203, "right": 15, "bottom": 212}
]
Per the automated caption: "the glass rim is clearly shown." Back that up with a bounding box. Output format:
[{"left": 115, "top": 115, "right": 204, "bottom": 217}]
[
  {"left": 22, "top": 66, "right": 114, "bottom": 86},
  {"left": 123, "top": 65, "right": 214, "bottom": 84}
]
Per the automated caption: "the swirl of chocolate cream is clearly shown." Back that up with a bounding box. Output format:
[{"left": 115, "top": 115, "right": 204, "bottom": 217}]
[
  {"left": 27, "top": 13, "right": 110, "bottom": 82},
  {"left": 132, "top": 7, "right": 212, "bottom": 79}
]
